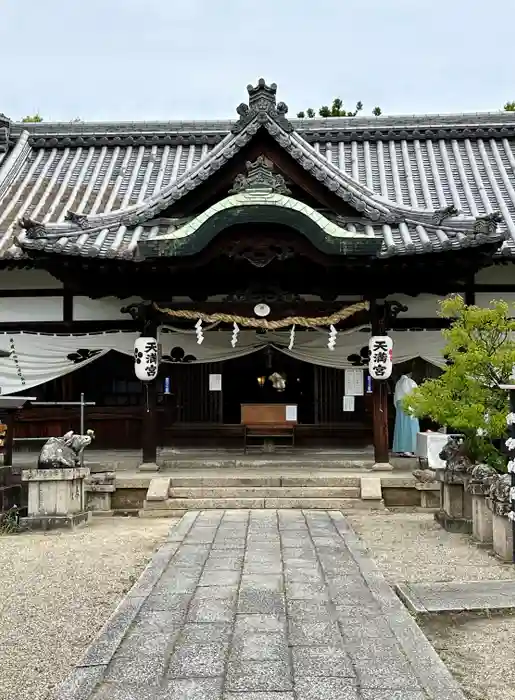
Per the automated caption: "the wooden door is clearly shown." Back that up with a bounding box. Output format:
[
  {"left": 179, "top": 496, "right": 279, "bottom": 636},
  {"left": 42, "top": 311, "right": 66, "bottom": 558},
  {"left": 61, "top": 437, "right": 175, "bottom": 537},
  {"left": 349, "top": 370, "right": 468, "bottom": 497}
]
[{"left": 169, "top": 362, "right": 223, "bottom": 423}]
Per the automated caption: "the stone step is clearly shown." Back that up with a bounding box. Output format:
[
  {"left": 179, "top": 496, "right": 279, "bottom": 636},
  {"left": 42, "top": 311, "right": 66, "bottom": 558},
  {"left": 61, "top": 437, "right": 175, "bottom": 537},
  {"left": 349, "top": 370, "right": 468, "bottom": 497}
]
[
  {"left": 143, "top": 496, "right": 384, "bottom": 510},
  {"left": 167, "top": 476, "right": 361, "bottom": 488},
  {"left": 168, "top": 486, "right": 361, "bottom": 499},
  {"left": 160, "top": 459, "right": 375, "bottom": 470}
]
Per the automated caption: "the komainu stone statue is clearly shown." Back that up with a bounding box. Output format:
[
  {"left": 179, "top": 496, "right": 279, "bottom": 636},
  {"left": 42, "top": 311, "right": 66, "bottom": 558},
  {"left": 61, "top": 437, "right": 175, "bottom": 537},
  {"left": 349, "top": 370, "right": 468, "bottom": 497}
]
[
  {"left": 469, "top": 463, "right": 498, "bottom": 495},
  {"left": 489, "top": 473, "right": 512, "bottom": 515},
  {"left": 439, "top": 435, "right": 474, "bottom": 474},
  {"left": 38, "top": 430, "right": 95, "bottom": 470},
  {"left": 412, "top": 469, "right": 437, "bottom": 483}
]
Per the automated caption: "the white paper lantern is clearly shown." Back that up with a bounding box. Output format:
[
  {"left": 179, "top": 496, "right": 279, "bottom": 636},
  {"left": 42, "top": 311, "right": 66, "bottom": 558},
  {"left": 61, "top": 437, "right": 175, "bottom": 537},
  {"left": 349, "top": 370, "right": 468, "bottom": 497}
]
[
  {"left": 134, "top": 337, "right": 159, "bottom": 381},
  {"left": 368, "top": 335, "right": 393, "bottom": 380}
]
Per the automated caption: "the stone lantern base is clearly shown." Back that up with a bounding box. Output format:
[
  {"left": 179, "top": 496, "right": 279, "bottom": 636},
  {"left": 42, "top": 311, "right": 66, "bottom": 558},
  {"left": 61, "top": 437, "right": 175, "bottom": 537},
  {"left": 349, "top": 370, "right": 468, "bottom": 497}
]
[
  {"left": 434, "top": 470, "right": 473, "bottom": 533},
  {"left": 492, "top": 512, "right": 514, "bottom": 562},
  {"left": 20, "top": 467, "right": 91, "bottom": 530},
  {"left": 471, "top": 491, "right": 493, "bottom": 544}
]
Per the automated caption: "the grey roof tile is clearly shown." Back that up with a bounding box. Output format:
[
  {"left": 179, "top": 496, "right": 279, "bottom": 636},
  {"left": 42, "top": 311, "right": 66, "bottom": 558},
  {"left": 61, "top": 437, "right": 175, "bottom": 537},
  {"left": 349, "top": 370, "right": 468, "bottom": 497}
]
[{"left": 1, "top": 81, "right": 514, "bottom": 261}]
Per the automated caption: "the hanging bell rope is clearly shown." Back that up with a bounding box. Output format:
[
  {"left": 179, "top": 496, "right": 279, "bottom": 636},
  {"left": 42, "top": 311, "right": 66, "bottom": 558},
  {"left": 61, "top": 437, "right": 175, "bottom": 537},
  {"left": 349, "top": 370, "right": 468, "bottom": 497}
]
[{"left": 153, "top": 301, "right": 369, "bottom": 330}]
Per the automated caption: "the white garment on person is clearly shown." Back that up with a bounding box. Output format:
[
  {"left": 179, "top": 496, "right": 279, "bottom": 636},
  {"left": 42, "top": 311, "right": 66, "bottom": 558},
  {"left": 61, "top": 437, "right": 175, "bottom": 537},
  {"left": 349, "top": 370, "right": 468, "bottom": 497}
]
[{"left": 394, "top": 375, "right": 418, "bottom": 405}]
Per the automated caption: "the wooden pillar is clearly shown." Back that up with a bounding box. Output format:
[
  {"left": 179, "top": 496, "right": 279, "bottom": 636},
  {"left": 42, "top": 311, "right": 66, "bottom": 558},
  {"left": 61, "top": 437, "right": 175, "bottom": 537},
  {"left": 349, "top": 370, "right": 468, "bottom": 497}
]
[
  {"left": 370, "top": 300, "right": 391, "bottom": 467},
  {"left": 3, "top": 410, "right": 14, "bottom": 468},
  {"left": 142, "top": 380, "right": 158, "bottom": 464},
  {"left": 140, "top": 320, "right": 159, "bottom": 468}
]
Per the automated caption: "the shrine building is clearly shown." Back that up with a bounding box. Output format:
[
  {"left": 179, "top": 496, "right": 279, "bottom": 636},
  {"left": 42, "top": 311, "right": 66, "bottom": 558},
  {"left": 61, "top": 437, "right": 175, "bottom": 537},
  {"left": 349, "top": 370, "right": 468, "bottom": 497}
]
[{"left": 0, "top": 78, "right": 514, "bottom": 465}]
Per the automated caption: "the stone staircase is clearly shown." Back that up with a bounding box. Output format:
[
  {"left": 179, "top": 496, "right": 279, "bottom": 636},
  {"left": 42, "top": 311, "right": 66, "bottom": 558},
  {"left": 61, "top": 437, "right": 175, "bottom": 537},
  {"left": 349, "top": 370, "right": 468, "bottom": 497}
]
[{"left": 140, "top": 474, "right": 385, "bottom": 516}]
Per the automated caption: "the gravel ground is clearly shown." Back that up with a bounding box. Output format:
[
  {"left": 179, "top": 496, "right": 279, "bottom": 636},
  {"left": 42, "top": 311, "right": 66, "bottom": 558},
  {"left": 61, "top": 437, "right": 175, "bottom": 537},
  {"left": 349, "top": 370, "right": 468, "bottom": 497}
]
[
  {"left": 348, "top": 511, "right": 515, "bottom": 700},
  {"left": 0, "top": 516, "right": 173, "bottom": 700}
]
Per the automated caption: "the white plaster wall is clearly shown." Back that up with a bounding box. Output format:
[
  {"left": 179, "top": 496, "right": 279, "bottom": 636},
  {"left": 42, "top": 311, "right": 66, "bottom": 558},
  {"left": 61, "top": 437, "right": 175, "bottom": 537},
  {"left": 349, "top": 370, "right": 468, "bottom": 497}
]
[
  {"left": 73, "top": 296, "right": 143, "bottom": 321},
  {"left": 476, "top": 292, "right": 515, "bottom": 312},
  {"left": 0, "top": 297, "right": 63, "bottom": 322},
  {"left": 384, "top": 294, "right": 452, "bottom": 318},
  {"left": 0, "top": 269, "right": 63, "bottom": 290},
  {"left": 474, "top": 265, "right": 515, "bottom": 285}
]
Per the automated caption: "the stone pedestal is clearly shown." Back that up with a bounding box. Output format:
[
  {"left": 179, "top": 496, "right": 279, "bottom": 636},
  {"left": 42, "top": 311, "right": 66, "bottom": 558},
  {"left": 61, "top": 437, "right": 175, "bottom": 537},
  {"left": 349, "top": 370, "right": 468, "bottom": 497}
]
[
  {"left": 372, "top": 462, "right": 394, "bottom": 472},
  {"left": 138, "top": 462, "right": 160, "bottom": 472},
  {"left": 85, "top": 471, "right": 115, "bottom": 515},
  {"left": 492, "top": 512, "right": 514, "bottom": 562},
  {"left": 434, "top": 470, "right": 472, "bottom": 533},
  {"left": 470, "top": 488, "right": 493, "bottom": 544},
  {"left": 21, "top": 467, "right": 91, "bottom": 530},
  {"left": 415, "top": 482, "right": 440, "bottom": 509}
]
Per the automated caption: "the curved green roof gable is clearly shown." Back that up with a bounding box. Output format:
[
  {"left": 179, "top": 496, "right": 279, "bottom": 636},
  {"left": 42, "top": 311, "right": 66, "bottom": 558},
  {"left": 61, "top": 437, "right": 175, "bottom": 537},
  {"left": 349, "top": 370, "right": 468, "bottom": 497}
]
[{"left": 139, "top": 190, "right": 382, "bottom": 258}]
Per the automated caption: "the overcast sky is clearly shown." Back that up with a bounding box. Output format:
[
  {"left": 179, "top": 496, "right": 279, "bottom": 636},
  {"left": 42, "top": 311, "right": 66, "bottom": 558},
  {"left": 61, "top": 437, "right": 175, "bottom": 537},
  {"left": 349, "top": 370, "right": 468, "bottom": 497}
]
[{"left": 1, "top": 0, "right": 513, "bottom": 122}]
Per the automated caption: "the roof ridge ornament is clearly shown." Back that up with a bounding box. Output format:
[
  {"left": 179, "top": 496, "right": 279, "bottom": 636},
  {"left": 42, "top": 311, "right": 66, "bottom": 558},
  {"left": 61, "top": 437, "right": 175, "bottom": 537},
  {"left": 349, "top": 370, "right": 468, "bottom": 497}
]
[
  {"left": 473, "top": 211, "right": 503, "bottom": 236},
  {"left": 18, "top": 217, "right": 46, "bottom": 238},
  {"left": 65, "top": 210, "right": 90, "bottom": 229},
  {"left": 229, "top": 155, "right": 291, "bottom": 195},
  {"left": 431, "top": 205, "right": 461, "bottom": 226},
  {"left": 231, "top": 78, "right": 293, "bottom": 134}
]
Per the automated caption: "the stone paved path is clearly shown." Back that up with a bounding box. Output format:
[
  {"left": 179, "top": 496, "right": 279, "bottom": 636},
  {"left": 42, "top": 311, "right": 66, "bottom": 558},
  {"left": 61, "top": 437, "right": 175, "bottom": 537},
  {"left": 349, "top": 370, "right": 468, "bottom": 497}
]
[
  {"left": 56, "top": 510, "right": 466, "bottom": 700},
  {"left": 397, "top": 579, "right": 515, "bottom": 614}
]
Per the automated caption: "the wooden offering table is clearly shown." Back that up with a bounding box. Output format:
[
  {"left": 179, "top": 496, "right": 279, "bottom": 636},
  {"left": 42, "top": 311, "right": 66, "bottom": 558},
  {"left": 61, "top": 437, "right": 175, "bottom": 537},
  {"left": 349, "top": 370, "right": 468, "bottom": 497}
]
[{"left": 241, "top": 403, "right": 297, "bottom": 453}]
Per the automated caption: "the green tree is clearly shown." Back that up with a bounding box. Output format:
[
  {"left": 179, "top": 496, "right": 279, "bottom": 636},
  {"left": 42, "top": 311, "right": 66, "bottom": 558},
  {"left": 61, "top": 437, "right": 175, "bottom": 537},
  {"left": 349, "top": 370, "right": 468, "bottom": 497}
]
[
  {"left": 297, "top": 98, "right": 382, "bottom": 119},
  {"left": 504, "top": 101, "right": 515, "bottom": 112},
  {"left": 404, "top": 295, "right": 515, "bottom": 470},
  {"left": 22, "top": 113, "right": 43, "bottom": 122}
]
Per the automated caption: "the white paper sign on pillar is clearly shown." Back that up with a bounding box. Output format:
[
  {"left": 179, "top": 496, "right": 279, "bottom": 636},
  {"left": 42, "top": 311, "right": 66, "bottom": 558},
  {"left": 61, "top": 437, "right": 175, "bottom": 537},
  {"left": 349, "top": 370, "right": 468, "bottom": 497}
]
[
  {"left": 343, "top": 396, "right": 355, "bottom": 412},
  {"left": 209, "top": 374, "right": 222, "bottom": 391},
  {"left": 345, "top": 369, "right": 364, "bottom": 396}
]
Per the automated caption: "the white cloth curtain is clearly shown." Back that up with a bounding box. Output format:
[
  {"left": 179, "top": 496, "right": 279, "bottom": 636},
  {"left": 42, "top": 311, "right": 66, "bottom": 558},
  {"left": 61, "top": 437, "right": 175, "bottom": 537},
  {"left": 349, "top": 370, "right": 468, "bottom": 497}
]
[
  {"left": 270, "top": 330, "right": 447, "bottom": 369},
  {"left": 0, "top": 327, "right": 448, "bottom": 395},
  {"left": 160, "top": 328, "right": 447, "bottom": 368},
  {"left": 0, "top": 331, "right": 137, "bottom": 395},
  {"left": 159, "top": 329, "right": 264, "bottom": 363}
]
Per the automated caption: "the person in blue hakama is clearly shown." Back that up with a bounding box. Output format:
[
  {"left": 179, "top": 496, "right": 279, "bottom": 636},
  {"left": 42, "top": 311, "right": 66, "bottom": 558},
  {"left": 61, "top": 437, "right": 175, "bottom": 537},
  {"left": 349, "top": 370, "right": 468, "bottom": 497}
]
[{"left": 392, "top": 374, "right": 420, "bottom": 456}]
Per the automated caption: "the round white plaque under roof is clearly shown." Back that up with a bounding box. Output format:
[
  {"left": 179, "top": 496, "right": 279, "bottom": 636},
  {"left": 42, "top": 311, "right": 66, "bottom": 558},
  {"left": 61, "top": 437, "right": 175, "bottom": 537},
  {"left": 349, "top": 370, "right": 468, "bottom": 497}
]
[{"left": 254, "top": 303, "right": 271, "bottom": 317}]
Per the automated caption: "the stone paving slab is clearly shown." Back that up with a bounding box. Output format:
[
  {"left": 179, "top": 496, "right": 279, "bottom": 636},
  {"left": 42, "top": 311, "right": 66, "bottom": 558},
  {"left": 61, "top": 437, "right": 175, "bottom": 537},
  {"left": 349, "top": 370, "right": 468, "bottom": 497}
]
[
  {"left": 54, "top": 509, "right": 467, "bottom": 700},
  {"left": 396, "top": 579, "right": 515, "bottom": 614}
]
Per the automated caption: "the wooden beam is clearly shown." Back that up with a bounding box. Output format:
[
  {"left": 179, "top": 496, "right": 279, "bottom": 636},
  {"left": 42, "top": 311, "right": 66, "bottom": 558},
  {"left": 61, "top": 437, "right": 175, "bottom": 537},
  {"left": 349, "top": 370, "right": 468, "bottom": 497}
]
[
  {"left": 473, "top": 284, "right": 515, "bottom": 293},
  {"left": 0, "top": 289, "right": 64, "bottom": 297},
  {"left": 0, "top": 320, "right": 139, "bottom": 333}
]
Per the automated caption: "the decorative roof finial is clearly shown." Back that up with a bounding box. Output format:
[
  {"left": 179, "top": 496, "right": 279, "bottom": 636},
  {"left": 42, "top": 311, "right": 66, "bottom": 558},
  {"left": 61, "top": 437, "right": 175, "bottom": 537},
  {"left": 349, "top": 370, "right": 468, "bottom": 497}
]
[
  {"left": 431, "top": 205, "right": 460, "bottom": 226},
  {"left": 65, "top": 210, "right": 90, "bottom": 229},
  {"left": 247, "top": 79, "right": 278, "bottom": 111},
  {"left": 232, "top": 78, "right": 293, "bottom": 134},
  {"left": 473, "top": 211, "right": 503, "bottom": 236},
  {"left": 229, "top": 155, "right": 291, "bottom": 195},
  {"left": 18, "top": 217, "right": 46, "bottom": 238}
]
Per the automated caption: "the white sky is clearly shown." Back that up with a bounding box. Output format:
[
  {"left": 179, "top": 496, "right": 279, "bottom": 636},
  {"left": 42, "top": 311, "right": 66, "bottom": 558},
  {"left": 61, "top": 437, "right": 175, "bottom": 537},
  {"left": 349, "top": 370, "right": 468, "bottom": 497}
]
[{"left": 1, "top": 0, "right": 513, "bottom": 122}]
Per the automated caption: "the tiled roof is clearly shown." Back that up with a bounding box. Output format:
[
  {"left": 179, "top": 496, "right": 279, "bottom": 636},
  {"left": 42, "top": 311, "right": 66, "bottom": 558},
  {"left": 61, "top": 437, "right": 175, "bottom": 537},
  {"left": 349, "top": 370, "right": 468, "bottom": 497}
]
[{"left": 0, "top": 80, "right": 512, "bottom": 262}]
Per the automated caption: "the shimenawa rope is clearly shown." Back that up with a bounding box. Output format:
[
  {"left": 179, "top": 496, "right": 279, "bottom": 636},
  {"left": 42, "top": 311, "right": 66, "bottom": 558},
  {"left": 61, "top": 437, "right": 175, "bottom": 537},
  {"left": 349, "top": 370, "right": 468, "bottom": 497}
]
[{"left": 153, "top": 301, "right": 369, "bottom": 330}]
